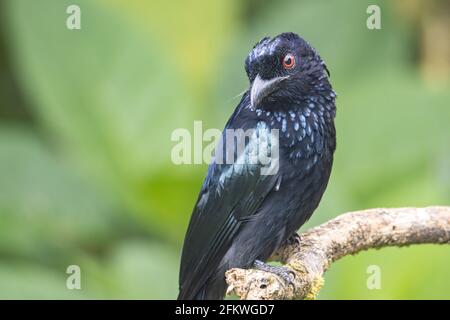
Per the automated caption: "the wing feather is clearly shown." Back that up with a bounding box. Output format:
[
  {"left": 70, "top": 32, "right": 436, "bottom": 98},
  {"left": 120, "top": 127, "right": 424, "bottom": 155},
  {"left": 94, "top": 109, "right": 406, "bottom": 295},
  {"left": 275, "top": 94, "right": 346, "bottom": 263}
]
[{"left": 178, "top": 96, "right": 280, "bottom": 298}]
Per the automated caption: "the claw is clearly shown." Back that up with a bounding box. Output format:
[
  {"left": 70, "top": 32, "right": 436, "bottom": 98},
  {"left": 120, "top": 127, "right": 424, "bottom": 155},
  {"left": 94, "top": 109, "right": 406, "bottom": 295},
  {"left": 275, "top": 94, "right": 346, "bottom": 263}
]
[
  {"left": 286, "top": 233, "right": 301, "bottom": 246},
  {"left": 253, "top": 260, "right": 295, "bottom": 288}
]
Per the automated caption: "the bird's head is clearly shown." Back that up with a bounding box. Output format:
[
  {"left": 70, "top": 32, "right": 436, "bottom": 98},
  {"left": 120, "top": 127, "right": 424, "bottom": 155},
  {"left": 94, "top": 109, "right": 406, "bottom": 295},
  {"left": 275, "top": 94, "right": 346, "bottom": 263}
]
[{"left": 245, "top": 32, "right": 330, "bottom": 110}]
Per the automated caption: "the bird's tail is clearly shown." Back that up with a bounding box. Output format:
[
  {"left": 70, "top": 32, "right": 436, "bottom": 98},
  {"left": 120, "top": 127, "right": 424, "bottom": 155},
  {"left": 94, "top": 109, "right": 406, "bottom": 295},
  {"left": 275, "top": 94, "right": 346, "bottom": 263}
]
[
  {"left": 177, "top": 286, "right": 207, "bottom": 300},
  {"left": 177, "top": 279, "right": 226, "bottom": 300}
]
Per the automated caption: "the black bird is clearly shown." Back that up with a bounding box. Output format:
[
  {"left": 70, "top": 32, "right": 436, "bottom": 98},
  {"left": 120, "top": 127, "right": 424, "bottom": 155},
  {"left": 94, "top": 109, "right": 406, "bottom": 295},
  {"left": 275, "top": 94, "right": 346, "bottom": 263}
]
[{"left": 178, "top": 32, "right": 336, "bottom": 300}]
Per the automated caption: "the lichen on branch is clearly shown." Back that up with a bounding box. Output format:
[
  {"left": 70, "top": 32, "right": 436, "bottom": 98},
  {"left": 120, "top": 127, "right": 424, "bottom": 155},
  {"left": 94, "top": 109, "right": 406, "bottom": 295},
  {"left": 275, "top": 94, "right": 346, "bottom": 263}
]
[{"left": 225, "top": 206, "right": 450, "bottom": 300}]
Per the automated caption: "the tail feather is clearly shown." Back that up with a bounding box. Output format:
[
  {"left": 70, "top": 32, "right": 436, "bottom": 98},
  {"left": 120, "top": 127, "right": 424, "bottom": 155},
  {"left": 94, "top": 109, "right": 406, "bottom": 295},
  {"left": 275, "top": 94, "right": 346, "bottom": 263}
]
[
  {"left": 177, "top": 277, "right": 226, "bottom": 300},
  {"left": 177, "top": 287, "right": 206, "bottom": 300}
]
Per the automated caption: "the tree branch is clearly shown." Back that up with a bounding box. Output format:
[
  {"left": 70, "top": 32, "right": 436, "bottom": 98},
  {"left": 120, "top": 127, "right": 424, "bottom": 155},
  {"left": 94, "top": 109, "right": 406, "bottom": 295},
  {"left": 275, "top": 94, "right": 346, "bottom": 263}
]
[{"left": 225, "top": 206, "right": 450, "bottom": 300}]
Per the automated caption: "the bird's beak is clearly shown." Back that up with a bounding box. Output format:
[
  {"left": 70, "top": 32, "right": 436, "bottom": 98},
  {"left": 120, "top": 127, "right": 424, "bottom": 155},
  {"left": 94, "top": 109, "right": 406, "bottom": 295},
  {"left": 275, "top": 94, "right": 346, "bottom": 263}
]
[{"left": 250, "top": 74, "right": 288, "bottom": 110}]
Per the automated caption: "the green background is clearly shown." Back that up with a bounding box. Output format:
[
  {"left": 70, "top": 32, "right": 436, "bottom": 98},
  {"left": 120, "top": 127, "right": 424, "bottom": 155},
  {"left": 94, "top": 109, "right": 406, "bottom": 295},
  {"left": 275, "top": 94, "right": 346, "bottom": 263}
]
[{"left": 0, "top": 0, "right": 449, "bottom": 299}]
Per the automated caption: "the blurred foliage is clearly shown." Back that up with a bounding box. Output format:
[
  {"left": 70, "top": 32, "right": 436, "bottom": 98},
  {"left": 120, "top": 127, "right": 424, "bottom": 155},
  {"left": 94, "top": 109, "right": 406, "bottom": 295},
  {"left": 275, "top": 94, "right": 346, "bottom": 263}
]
[{"left": 0, "top": 0, "right": 448, "bottom": 299}]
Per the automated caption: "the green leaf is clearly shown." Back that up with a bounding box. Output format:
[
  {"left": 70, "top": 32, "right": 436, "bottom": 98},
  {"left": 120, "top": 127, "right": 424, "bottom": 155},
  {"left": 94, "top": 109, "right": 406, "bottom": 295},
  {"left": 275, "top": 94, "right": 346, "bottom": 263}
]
[
  {"left": 0, "top": 126, "right": 122, "bottom": 259},
  {"left": 4, "top": 0, "right": 236, "bottom": 240},
  {"left": 0, "top": 263, "right": 89, "bottom": 299},
  {"left": 100, "top": 241, "right": 179, "bottom": 299}
]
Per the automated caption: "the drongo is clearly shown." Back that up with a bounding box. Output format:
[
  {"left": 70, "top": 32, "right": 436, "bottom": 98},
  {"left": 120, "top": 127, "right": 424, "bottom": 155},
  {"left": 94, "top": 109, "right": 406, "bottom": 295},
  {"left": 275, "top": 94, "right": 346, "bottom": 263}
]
[{"left": 178, "top": 32, "right": 336, "bottom": 300}]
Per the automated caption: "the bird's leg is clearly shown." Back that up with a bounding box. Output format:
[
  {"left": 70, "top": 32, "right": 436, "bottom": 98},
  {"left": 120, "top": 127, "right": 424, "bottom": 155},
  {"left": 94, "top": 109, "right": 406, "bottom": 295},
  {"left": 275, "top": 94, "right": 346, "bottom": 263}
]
[{"left": 253, "top": 260, "right": 295, "bottom": 287}]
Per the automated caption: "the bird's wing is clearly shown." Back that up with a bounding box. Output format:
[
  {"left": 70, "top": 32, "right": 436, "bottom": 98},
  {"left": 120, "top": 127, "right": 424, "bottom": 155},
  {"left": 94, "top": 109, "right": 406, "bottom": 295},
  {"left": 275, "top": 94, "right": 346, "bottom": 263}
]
[{"left": 178, "top": 104, "right": 280, "bottom": 298}]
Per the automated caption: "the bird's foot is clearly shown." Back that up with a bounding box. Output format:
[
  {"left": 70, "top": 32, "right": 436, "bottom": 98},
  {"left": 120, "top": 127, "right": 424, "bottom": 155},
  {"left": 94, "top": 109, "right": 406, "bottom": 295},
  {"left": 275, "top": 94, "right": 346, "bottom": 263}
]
[
  {"left": 285, "top": 233, "right": 301, "bottom": 246},
  {"left": 253, "top": 260, "right": 295, "bottom": 287}
]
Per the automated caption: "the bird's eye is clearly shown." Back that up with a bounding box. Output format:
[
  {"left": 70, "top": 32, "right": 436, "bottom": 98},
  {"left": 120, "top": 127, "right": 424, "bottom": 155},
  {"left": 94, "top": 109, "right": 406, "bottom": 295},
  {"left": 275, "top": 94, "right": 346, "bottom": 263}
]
[{"left": 282, "top": 53, "right": 296, "bottom": 70}]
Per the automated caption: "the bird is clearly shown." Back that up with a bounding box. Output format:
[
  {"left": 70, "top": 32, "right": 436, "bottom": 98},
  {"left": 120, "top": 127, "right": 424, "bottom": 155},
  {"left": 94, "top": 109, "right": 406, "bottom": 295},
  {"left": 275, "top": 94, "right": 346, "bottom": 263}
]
[{"left": 178, "top": 32, "right": 336, "bottom": 300}]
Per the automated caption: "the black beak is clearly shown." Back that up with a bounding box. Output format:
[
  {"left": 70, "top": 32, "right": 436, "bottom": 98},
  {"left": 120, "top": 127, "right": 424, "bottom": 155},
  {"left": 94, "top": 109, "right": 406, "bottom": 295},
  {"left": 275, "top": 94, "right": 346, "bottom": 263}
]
[{"left": 250, "top": 74, "right": 288, "bottom": 110}]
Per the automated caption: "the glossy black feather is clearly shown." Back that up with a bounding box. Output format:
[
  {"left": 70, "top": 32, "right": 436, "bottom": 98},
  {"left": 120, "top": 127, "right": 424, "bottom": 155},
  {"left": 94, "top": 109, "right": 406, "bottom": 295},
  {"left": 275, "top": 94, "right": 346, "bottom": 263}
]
[
  {"left": 178, "top": 33, "right": 336, "bottom": 300},
  {"left": 178, "top": 93, "right": 281, "bottom": 299}
]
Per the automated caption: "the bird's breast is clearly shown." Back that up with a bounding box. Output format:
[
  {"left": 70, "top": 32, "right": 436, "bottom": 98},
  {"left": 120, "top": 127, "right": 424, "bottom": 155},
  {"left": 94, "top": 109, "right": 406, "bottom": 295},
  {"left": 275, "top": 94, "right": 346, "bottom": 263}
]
[{"left": 253, "top": 101, "right": 335, "bottom": 167}]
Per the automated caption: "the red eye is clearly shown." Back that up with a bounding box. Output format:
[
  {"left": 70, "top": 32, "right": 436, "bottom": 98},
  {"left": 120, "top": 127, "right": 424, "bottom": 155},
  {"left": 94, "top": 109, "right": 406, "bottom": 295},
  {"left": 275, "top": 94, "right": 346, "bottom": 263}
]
[{"left": 282, "top": 53, "right": 296, "bottom": 70}]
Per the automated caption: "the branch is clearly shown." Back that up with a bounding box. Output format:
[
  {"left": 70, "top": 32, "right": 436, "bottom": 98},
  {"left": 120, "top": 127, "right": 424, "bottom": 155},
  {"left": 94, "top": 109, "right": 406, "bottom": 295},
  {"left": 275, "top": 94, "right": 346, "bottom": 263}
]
[{"left": 225, "top": 206, "right": 450, "bottom": 300}]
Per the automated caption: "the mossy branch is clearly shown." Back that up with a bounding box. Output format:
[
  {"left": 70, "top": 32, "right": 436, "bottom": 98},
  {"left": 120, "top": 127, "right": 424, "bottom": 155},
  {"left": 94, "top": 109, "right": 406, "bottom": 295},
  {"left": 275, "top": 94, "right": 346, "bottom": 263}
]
[{"left": 225, "top": 206, "right": 450, "bottom": 300}]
